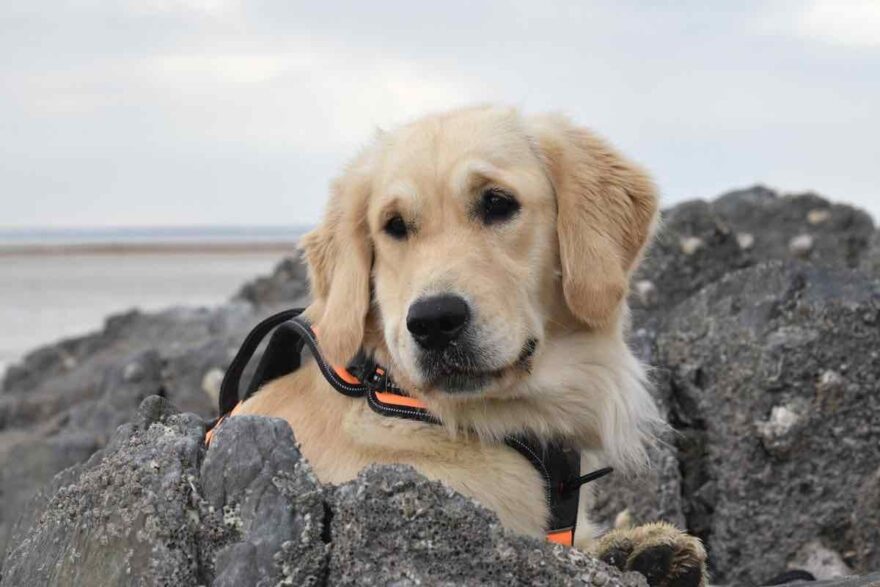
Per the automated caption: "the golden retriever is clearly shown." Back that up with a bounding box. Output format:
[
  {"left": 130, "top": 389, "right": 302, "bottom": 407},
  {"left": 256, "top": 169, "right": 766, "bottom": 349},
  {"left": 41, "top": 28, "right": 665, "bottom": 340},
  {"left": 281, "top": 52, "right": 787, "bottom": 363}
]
[{"left": 237, "top": 105, "right": 707, "bottom": 586}]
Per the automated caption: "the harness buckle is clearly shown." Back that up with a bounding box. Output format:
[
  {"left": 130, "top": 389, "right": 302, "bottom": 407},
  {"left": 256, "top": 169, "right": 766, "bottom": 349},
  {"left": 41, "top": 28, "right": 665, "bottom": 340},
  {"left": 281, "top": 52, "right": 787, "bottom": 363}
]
[{"left": 364, "top": 367, "right": 387, "bottom": 392}]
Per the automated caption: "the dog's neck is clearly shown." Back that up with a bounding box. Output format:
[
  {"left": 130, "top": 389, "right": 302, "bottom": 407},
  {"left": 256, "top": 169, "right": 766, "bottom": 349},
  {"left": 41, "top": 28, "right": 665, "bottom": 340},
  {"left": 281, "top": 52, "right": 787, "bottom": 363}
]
[{"left": 360, "top": 320, "right": 662, "bottom": 473}]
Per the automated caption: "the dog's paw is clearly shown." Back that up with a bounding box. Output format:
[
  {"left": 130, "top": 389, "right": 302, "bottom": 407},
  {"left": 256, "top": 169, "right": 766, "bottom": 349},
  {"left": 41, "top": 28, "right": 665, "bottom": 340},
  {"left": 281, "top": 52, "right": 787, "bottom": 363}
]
[{"left": 594, "top": 522, "right": 707, "bottom": 587}]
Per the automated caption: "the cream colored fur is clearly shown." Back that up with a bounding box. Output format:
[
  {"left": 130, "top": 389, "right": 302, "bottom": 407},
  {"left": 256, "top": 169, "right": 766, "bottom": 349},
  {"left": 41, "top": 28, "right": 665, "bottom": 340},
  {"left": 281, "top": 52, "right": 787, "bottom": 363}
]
[{"left": 238, "top": 105, "right": 664, "bottom": 548}]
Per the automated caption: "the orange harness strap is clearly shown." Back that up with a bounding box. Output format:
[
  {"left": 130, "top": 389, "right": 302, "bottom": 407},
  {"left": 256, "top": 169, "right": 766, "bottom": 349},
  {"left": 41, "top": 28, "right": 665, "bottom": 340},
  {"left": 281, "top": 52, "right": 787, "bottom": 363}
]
[{"left": 546, "top": 529, "right": 575, "bottom": 546}]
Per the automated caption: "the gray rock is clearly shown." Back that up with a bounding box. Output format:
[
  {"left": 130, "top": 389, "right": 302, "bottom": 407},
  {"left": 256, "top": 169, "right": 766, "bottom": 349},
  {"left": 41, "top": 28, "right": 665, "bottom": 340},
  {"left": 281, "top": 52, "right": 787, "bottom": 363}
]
[
  {"left": 234, "top": 256, "right": 310, "bottom": 308},
  {"left": 1, "top": 396, "right": 212, "bottom": 586},
  {"left": 712, "top": 187, "right": 874, "bottom": 268},
  {"left": 2, "top": 398, "right": 331, "bottom": 586},
  {"left": 787, "top": 572, "right": 880, "bottom": 587},
  {"left": 634, "top": 199, "right": 751, "bottom": 321},
  {"left": 327, "top": 464, "right": 644, "bottom": 586},
  {"left": 599, "top": 261, "right": 880, "bottom": 584},
  {"left": 654, "top": 262, "right": 880, "bottom": 584},
  {"left": 852, "top": 467, "right": 880, "bottom": 571},
  {"left": 789, "top": 539, "right": 853, "bottom": 581},
  {"left": 0, "top": 349, "right": 167, "bottom": 559},
  {"left": 0, "top": 257, "right": 309, "bottom": 557},
  {"left": 860, "top": 230, "right": 880, "bottom": 277},
  {"left": 201, "top": 415, "right": 328, "bottom": 586},
  {"left": 633, "top": 186, "right": 875, "bottom": 321},
  {"left": 3, "top": 397, "right": 643, "bottom": 586}
]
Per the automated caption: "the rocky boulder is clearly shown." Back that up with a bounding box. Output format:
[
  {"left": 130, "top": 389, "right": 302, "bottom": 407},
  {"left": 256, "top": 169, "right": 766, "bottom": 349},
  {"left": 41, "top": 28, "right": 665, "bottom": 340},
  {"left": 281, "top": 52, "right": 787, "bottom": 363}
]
[
  {"left": 711, "top": 187, "right": 874, "bottom": 268},
  {"left": 631, "top": 186, "right": 876, "bottom": 321},
  {"left": 3, "top": 397, "right": 646, "bottom": 587},
  {"left": 234, "top": 256, "right": 311, "bottom": 308},
  {"left": 2, "top": 397, "right": 214, "bottom": 586},
  {"left": 660, "top": 263, "right": 880, "bottom": 585},
  {"left": 0, "top": 259, "right": 310, "bottom": 564},
  {"left": 595, "top": 262, "right": 880, "bottom": 585},
  {"left": 860, "top": 230, "right": 880, "bottom": 277}
]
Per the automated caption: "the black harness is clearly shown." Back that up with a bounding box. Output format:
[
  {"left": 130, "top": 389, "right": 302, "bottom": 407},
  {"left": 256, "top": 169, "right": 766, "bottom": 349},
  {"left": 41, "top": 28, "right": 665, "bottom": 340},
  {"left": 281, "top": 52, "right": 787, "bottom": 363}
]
[{"left": 213, "top": 308, "right": 612, "bottom": 544}]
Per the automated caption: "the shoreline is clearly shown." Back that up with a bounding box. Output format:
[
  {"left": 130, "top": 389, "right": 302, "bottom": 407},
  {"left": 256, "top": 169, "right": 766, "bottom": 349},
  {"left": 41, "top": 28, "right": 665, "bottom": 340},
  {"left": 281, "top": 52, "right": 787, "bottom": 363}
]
[
  {"left": 0, "top": 241, "right": 298, "bottom": 257},
  {"left": 0, "top": 246, "right": 290, "bottom": 374}
]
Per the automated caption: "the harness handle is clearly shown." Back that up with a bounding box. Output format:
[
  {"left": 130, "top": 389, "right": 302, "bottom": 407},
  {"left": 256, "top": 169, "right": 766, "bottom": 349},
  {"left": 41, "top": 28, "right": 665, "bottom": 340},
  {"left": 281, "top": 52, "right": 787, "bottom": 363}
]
[{"left": 218, "top": 308, "right": 304, "bottom": 415}]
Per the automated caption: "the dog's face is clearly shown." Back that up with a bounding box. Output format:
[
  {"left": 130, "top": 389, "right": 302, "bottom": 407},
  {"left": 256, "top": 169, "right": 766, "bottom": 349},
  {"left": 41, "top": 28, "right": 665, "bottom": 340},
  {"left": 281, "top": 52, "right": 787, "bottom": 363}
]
[
  {"left": 301, "top": 106, "right": 657, "bottom": 398},
  {"left": 367, "top": 109, "right": 558, "bottom": 394}
]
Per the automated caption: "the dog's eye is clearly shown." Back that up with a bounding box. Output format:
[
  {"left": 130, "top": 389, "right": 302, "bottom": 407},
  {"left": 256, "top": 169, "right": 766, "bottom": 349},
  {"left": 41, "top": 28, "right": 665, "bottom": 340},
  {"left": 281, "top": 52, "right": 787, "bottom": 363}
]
[
  {"left": 480, "top": 188, "right": 520, "bottom": 225},
  {"left": 384, "top": 215, "right": 408, "bottom": 239}
]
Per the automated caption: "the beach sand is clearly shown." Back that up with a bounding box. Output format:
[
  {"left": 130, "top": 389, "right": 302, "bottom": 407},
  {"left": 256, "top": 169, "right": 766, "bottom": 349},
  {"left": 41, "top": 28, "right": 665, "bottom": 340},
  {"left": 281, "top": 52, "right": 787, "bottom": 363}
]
[{"left": 0, "top": 244, "right": 293, "bottom": 374}]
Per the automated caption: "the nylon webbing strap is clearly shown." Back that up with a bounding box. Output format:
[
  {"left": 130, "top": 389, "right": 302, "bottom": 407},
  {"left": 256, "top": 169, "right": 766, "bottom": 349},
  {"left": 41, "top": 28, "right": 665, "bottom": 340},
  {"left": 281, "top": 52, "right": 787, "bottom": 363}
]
[{"left": 218, "top": 307, "right": 304, "bottom": 415}]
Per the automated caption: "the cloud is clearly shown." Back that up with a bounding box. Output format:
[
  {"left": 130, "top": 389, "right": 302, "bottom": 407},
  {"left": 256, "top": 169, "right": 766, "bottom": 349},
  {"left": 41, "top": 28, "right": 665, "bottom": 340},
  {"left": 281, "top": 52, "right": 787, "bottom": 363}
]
[
  {"left": 799, "top": 0, "right": 880, "bottom": 47},
  {"left": 139, "top": 42, "right": 484, "bottom": 152},
  {"left": 122, "top": 0, "right": 243, "bottom": 18},
  {"left": 5, "top": 36, "right": 484, "bottom": 154},
  {"left": 2, "top": 1, "right": 879, "bottom": 227},
  {"left": 759, "top": 0, "right": 880, "bottom": 48}
]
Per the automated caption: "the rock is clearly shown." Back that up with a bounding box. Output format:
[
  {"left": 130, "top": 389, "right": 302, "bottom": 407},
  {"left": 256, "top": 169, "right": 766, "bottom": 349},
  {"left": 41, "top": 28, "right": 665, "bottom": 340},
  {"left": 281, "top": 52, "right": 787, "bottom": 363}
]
[
  {"left": 711, "top": 187, "right": 875, "bottom": 268},
  {"left": 201, "top": 367, "right": 225, "bottom": 403},
  {"left": 808, "top": 209, "right": 832, "bottom": 225},
  {"left": 1, "top": 397, "right": 212, "bottom": 586},
  {"left": 633, "top": 199, "right": 749, "bottom": 321},
  {"left": 3, "top": 398, "right": 644, "bottom": 586},
  {"left": 653, "top": 262, "right": 880, "bottom": 584},
  {"left": 0, "top": 349, "right": 167, "bottom": 559},
  {"left": 755, "top": 400, "right": 808, "bottom": 456},
  {"left": 234, "top": 256, "right": 310, "bottom": 308},
  {"left": 783, "top": 572, "right": 880, "bottom": 587},
  {"left": 860, "top": 230, "right": 880, "bottom": 277},
  {"left": 329, "top": 465, "right": 646, "bottom": 586},
  {"left": 602, "top": 260, "right": 880, "bottom": 583},
  {"left": 790, "top": 540, "right": 853, "bottom": 581},
  {"left": 736, "top": 232, "right": 755, "bottom": 250},
  {"left": 679, "top": 236, "right": 704, "bottom": 256},
  {"left": 633, "top": 280, "right": 658, "bottom": 307},
  {"left": 2, "top": 399, "right": 329, "bottom": 586},
  {"left": 122, "top": 360, "right": 144, "bottom": 382},
  {"left": 852, "top": 467, "right": 880, "bottom": 571},
  {"left": 632, "top": 186, "right": 875, "bottom": 321},
  {"left": 0, "top": 257, "right": 310, "bottom": 558},
  {"left": 789, "top": 234, "right": 815, "bottom": 258},
  {"left": 202, "top": 415, "right": 328, "bottom": 585}
]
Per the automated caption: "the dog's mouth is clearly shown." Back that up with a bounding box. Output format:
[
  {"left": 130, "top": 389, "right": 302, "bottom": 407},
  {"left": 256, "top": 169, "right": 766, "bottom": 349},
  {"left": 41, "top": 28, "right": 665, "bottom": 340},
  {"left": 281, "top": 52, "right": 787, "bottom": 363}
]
[{"left": 421, "top": 337, "right": 538, "bottom": 394}]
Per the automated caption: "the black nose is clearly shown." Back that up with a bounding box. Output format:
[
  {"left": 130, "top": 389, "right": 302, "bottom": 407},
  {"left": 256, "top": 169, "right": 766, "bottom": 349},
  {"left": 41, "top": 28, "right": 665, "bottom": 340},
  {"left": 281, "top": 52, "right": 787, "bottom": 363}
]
[{"left": 406, "top": 294, "right": 470, "bottom": 350}]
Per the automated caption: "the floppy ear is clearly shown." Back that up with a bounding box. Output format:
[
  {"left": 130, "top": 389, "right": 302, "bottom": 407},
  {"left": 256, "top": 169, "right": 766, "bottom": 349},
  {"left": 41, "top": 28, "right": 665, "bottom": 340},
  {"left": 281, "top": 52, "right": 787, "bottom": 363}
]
[
  {"left": 528, "top": 114, "right": 658, "bottom": 328},
  {"left": 299, "top": 150, "right": 375, "bottom": 366}
]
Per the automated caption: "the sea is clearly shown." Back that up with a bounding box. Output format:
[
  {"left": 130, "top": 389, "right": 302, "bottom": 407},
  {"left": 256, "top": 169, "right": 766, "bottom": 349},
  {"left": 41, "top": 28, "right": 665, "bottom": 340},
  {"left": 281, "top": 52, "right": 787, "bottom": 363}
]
[{"left": 0, "top": 226, "right": 307, "bottom": 377}]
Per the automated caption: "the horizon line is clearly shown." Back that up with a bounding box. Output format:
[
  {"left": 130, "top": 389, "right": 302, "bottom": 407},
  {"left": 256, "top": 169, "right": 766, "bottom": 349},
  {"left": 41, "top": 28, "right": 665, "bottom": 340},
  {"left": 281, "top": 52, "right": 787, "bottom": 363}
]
[{"left": 0, "top": 223, "right": 313, "bottom": 233}]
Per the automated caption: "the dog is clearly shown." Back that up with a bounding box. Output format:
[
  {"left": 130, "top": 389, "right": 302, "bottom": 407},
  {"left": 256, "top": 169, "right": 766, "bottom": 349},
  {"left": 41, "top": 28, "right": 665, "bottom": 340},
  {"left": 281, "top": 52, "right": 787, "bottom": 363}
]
[{"left": 237, "top": 105, "right": 707, "bottom": 586}]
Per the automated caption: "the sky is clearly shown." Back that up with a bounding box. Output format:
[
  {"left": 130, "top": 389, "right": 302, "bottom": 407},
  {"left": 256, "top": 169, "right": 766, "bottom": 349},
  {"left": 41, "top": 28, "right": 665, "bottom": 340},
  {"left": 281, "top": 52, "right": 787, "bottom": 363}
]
[{"left": 1, "top": 0, "right": 879, "bottom": 228}]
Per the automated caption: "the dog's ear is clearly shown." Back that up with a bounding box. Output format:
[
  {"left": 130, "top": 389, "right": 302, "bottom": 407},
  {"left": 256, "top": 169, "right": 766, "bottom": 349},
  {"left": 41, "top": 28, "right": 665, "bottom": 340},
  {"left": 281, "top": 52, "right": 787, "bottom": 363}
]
[
  {"left": 527, "top": 114, "right": 658, "bottom": 328},
  {"left": 299, "top": 149, "right": 375, "bottom": 366}
]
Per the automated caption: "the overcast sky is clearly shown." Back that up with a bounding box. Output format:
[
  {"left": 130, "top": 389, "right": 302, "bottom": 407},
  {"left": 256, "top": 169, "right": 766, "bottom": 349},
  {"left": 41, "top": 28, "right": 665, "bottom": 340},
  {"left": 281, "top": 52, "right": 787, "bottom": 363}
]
[{"left": 1, "top": 0, "right": 878, "bottom": 228}]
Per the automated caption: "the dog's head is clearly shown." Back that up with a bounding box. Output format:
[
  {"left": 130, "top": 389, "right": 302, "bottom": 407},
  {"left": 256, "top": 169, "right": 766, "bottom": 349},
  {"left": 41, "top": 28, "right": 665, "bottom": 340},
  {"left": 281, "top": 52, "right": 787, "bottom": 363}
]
[{"left": 301, "top": 105, "right": 657, "bottom": 401}]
